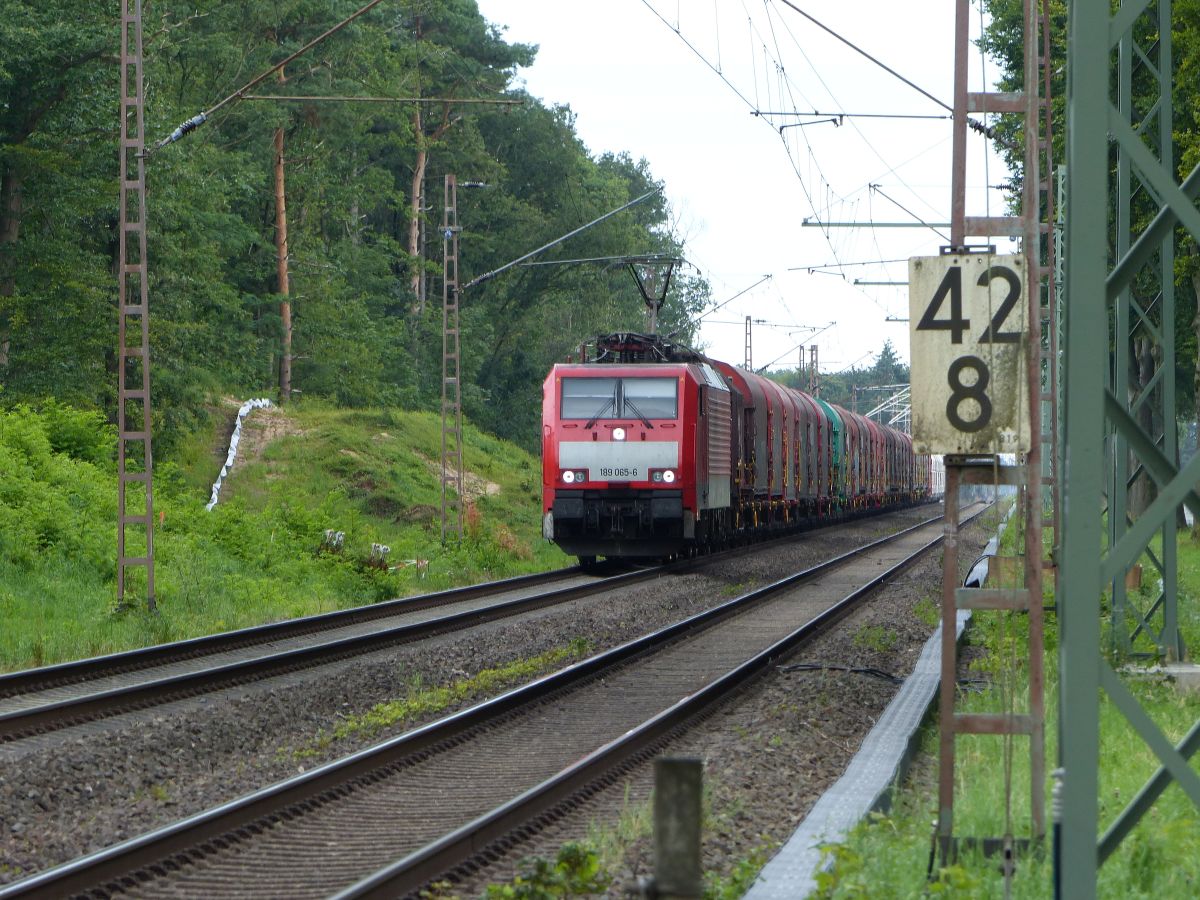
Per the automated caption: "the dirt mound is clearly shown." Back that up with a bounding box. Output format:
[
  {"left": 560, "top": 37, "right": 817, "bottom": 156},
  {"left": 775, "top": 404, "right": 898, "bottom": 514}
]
[
  {"left": 411, "top": 450, "right": 501, "bottom": 502},
  {"left": 216, "top": 399, "right": 305, "bottom": 474}
]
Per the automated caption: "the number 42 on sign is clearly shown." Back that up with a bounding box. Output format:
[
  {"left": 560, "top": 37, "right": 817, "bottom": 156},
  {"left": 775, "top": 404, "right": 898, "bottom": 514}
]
[{"left": 908, "top": 254, "right": 1030, "bottom": 455}]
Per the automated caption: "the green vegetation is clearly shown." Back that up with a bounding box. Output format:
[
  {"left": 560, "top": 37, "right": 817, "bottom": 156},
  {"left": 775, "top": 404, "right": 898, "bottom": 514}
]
[
  {"left": 766, "top": 340, "right": 910, "bottom": 408},
  {"left": 704, "top": 842, "right": 777, "bottom": 900},
  {"left": 1176, "top": 535, "right": 1200, "bottom": 651},
  {"left": 583, "top": 781, "right": 653, "bottom": 878},
  {"left": 0, "top": 402, "right": 570, "bottom": 671},
  {"left": 291, "top": 640, "right": 592, "bottom": 756},
  {"left": 913, "top": 596, "right": 940, "bottom": 628},
  {"left": 475, "top": 774, "right": 778, "bottom": 898},
  {"left": 851, "top": 624, "right": 898, "bottom": 654},
  {"left": 0, "top": 0, "right": 711, "bottom": 673},
  {"left": 1109, "top": 531, "right": 1200, "bottom": 657},
  {"left": 0, "top": 1, "right": 709, "bottom": 457},
  {"left": 815, "top": 571, "right": 1200, "bottom": 898},
  {"left": 484, "top": 843, "right": 612, "bottom": 899},
  {"left": 558, "top": 777, "right": 775, "bottom": 899}
]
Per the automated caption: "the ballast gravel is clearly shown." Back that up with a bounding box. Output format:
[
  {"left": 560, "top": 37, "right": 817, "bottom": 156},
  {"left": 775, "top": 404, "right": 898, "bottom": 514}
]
[
  {"left": 0, "top": 504, "right": 989, "bottom": 893},
  {"left": 451, "top": 508, "right": 997, "bottom": 897}
]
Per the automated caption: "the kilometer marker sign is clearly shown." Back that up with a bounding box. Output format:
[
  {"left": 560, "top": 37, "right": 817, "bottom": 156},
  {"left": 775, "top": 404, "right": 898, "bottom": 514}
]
[{"left": 908, "top": 254, "right": 1030, "bottom": 455}]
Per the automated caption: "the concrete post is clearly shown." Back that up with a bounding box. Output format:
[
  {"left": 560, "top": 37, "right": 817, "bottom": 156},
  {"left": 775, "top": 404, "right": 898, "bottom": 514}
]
[{"left": 653, "top": 757, "right": 703, "bottom": 898}]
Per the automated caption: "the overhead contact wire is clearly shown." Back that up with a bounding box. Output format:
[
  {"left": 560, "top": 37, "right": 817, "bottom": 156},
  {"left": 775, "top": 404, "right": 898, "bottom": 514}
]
[
  {"left": 775, "top": 0, "right": 951, "bottom": 113},
  {"left": 640, "top": 0, "right": 841, "bottom": 255},
  {"left": 640, "top": 0, "right": 758, "bottom": 110},
  {"left": 151, "top": 0, "right": 389, "bottom": 152},
  {"left": 767, "top": 1, "right": 949, "bottom": 228},
  {"left": 871, "top": 185, "right": 951, "bottom": 242}
]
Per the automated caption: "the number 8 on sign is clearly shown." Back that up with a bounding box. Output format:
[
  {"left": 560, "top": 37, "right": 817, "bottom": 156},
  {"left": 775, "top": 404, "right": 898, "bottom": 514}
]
[
  {"left": 908, "top": 254, "right": 1030, "bottom": 455},
  {"left": 946, "top": 355, "right": 991, "bottom": 432}
]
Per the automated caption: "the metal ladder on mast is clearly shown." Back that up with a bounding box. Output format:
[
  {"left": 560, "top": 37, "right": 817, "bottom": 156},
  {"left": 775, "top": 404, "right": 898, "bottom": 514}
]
[
  {"left": 117, "top": 0, "right": 155, "bottom": 610},
  {"left": 441, "top": 175, "right": 464, "bottom": 542},
  {"left": 936, "top": 0, "right": 1056, "bottom": 868}
]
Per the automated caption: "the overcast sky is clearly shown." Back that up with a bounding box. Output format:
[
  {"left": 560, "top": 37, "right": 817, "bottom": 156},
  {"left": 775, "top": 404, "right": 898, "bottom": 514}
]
[{"left": 474, "top": 0, "right": 1012, "bottom": 375}]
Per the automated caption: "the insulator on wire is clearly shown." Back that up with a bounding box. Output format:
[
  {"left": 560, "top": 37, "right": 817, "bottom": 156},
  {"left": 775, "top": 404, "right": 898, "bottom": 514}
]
[
  {"left": 1051, "top": 768, "right": 1066, "bottom": 824},
  {"left": 156, "top": 112, "right": 208, "bottom": 149},
  {"left": 966, "top": 117, "right": 1003, "bottom": 143}
]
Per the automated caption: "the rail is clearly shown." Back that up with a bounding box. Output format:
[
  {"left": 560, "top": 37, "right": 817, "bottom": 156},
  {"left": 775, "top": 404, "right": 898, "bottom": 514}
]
[{"left": 0, "top": 505, "right": 988, "bottom": 898}]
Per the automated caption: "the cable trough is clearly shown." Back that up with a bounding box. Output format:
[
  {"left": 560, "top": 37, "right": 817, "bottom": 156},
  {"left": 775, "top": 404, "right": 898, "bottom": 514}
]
[{"left": 0, "top": 507, "right": 986, "bottom": 899}]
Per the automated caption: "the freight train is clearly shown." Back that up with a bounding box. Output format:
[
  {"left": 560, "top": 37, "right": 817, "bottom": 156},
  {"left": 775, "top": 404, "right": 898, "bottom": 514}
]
[{"left": 541, "top": 332, "right": 936, "bottom": 564}]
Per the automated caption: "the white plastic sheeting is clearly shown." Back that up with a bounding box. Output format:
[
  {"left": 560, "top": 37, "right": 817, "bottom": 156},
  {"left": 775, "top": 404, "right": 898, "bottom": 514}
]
[{"left": 206, "top": 398, "right": 273, "bottom": 510}]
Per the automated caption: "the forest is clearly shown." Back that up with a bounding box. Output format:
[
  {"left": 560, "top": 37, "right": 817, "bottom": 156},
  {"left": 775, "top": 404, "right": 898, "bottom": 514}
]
[
  {"left": 0, "top": 0, "right": 712, "bottom": 455},
  {"left": 981, "top": 0, "right": 1200, "bottom": 423},
  {"left": 9, "top": 1, "right": 1200, "bottom": 465}
]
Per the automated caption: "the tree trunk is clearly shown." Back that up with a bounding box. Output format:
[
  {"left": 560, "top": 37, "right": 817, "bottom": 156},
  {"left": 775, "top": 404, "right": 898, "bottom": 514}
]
[
  {"left": 407, "top": 13, "right": 426, "bottom": 315},
  {"left": 409, "top": 105, "right": 426, "bottom": 313},
  {"left": 274, "top": 124, "right": 291, "bottom": 402},
  {"left": 0, "top": 165, "right": 22, "bottom": 372},
  {"left": 274, "top": 67, "right": 292, "bottom": 402}
]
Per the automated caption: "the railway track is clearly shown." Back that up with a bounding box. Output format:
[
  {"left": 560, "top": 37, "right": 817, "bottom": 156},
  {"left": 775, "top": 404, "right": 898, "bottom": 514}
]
[
  {"left": 0, "top": 504, "right": 985, "bottom": 899},
  {"left": 0, "top": 565, "right": 637, "bottom": 745},
  {"left": 0, "top": 505, "right": 939, "bottom": 746}
]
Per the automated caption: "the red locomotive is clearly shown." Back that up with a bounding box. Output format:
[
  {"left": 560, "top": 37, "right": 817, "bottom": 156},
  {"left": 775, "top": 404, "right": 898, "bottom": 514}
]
[{"left": 541, "top": 333, "right": 935, "bottom": 565}]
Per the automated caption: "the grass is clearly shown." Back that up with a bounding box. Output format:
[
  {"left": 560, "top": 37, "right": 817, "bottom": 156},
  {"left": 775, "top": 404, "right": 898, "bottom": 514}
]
[
  {"left": 814, "top": 519, "right": 1200, "bottom": 898},
  {"left": 852, "top": 623, "right": 898, "bottom": 654},
  {"left": 468, "top": 771, "right": 778, "bottom": 898},
  {"left": 914, "top": 596, "right": 940, "bottom": 627},
  {"left": 0, "top": 400, "right": 570, "bottom": 671},
  {"left": 585, "top": 781, "right": 655, "bottom": 877},
  {"left": 288, "top": 639, "right": 594, "bottom": 758},
  {"left": 815, "top": 665, "right": 1200, "bottom": 897},
  {"left": 1110, "top": 524, "right": 1200, "bottom": 657}
]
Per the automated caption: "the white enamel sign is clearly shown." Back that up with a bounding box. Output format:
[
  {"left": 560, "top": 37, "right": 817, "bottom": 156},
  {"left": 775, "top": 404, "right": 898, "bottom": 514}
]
[{"left": 908, "top": 254, "right": 1030, "bottom": 454}]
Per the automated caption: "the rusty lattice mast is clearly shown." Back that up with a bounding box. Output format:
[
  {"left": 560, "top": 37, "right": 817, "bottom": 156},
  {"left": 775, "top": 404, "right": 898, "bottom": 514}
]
[{"left": 117, "top": 0, "right": 155, "bottom": 611}]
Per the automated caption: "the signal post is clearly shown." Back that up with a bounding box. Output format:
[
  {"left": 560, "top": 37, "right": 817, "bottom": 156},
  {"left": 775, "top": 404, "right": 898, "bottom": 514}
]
[{"left": 911, "top": 0, "right": 1055, "bottom": 877}]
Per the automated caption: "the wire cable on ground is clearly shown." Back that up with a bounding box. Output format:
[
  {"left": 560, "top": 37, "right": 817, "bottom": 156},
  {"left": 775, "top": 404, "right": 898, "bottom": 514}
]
[{"left": 778, "top": 662, "right": 904, "bottom": 685}]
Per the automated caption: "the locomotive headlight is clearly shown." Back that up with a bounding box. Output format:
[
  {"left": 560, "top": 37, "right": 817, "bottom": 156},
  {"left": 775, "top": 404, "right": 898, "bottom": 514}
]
[
  {"left": 612, "top": 427, "right": 626, "bottom": 441},
  {"left": 562, "top": 470, "right": 575, "bottom": 483},
  {"left": 663, "top": 469, "right": 676, "bottom": 483},
  {"left": 575, "top": 470, "right": 587, "bottom": 482},
  {"left": 651, "top": 471, "right": 663, "bottom": 483}
]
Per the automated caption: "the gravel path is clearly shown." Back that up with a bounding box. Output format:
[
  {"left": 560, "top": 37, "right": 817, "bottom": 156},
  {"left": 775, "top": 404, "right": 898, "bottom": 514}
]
[{"left": 0, "top": 505, "right": 961, "bottom": 889}]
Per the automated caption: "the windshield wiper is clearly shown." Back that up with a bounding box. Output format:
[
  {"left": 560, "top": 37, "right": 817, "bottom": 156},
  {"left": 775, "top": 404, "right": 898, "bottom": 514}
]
[
  {"left": 584, "top": 398, "right": 615, "bottom": 429},
  {"left": 624, "top": 397, "right": 654, "bottom": 429}
]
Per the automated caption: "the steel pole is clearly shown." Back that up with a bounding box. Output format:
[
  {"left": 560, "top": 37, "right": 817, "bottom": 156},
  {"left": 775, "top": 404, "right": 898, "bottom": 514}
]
[{"left": 1059, "top": 0, "right": 1108, "bottom": 891}]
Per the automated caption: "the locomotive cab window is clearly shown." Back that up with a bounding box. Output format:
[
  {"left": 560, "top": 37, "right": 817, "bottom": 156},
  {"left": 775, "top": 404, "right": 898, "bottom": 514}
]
[{"left": 561, "top": 376, "right": 678, "bottom": 420}]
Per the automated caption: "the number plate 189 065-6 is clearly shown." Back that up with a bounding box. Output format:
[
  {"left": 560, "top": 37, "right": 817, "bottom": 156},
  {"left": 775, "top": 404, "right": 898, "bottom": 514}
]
[{"left": 908, "top": 254, "right": 1030, "bottom": 455}]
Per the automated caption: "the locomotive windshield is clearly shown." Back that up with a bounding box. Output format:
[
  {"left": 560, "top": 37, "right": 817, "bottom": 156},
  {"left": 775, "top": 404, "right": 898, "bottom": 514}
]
[{"left": 561, "top": 376, "right": 678, "bottom": 421}]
